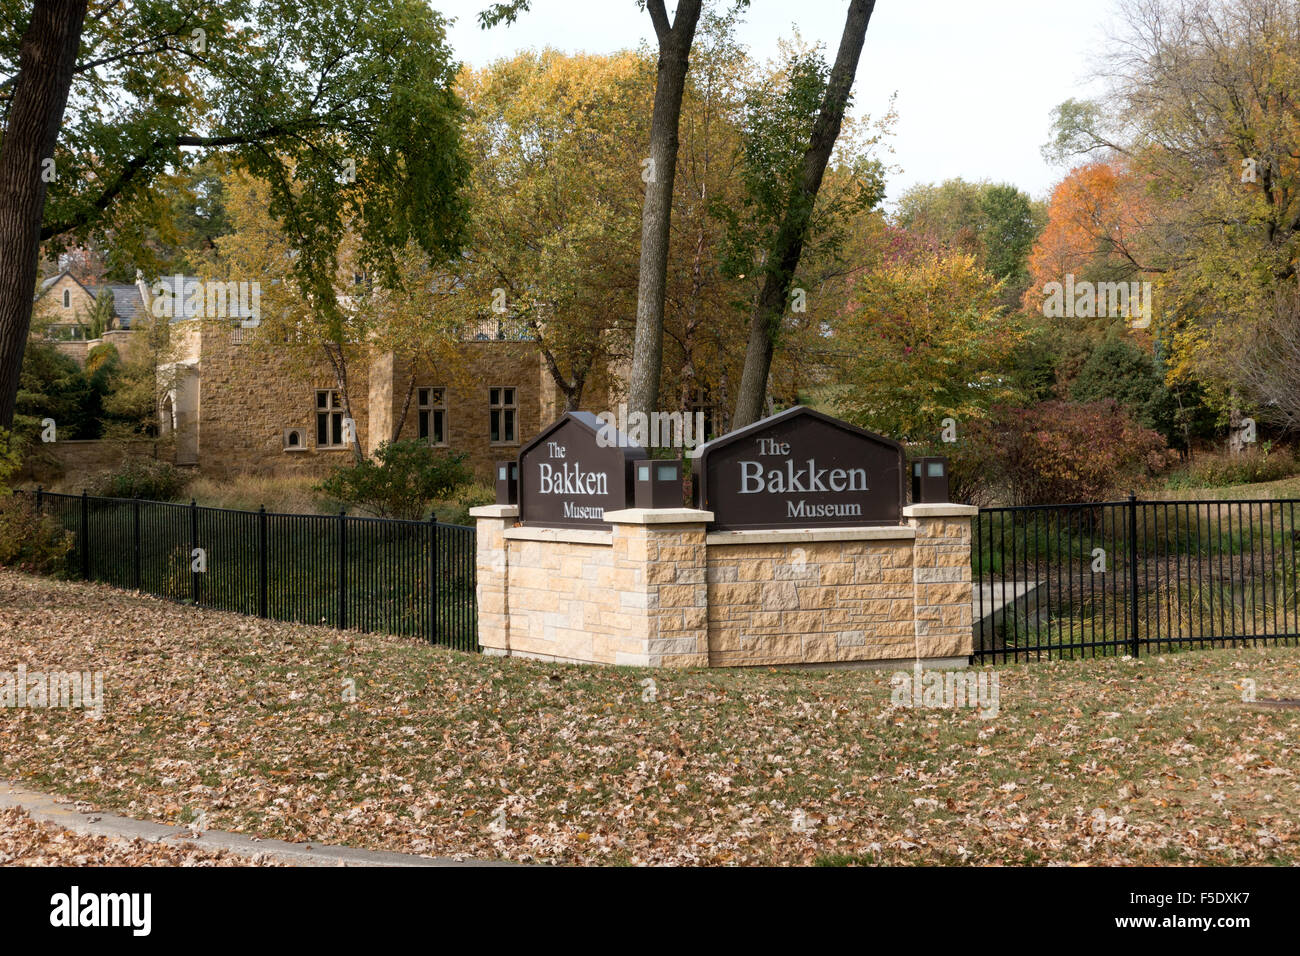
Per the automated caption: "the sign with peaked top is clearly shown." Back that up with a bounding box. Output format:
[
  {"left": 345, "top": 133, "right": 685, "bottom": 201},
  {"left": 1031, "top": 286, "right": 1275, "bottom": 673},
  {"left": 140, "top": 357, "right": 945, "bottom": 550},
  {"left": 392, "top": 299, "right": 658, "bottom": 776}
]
[
  {"left": 691, "top": 406, "right": 905, "bottom": 531},
  {"left": 517, "top": 411, "right": 647, "bottom": 529}
]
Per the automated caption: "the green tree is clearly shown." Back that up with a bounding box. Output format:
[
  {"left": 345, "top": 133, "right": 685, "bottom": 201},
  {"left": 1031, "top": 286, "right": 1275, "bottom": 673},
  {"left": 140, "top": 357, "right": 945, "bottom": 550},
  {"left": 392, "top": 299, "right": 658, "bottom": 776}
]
[
  {"left": 833, "top": 252, "right": 1025, "bottom": 442},
  {"left": 0, "top": 0, "right": 470, "bottom": 430},
  {"left": 732, "top": 0, "right": 881, "bottom": 426},
  {"left": 14, "top": 340, "right": 99, "bottom": 444},
  {"left": 1069, "top": 334, "right": 1171, "bottom": 433},
  {"left": 895, "top": 178, "right": 1044, "bottom": 301},
  {"left": 82, "top": 287, "right": 115, "bottom": 340}
]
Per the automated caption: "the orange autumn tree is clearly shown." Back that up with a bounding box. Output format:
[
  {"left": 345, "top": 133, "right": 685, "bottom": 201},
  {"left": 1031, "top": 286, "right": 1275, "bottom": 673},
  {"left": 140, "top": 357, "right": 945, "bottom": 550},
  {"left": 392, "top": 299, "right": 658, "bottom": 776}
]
[{"left": 1023, "top": 159, "right": 1155, "bottom": 315}]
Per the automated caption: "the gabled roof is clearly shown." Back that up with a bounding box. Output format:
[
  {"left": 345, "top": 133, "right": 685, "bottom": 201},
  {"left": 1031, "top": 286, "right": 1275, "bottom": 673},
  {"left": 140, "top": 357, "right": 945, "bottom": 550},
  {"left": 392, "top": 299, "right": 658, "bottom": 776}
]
[
  {"left": 86, "top": 283, "right": 146, "bottom": 329},
  {"left": 34, "top": 269, "right": 96, "bottom": 305},
  {"left": 36, "top": 271, "right": 147, "bottom": 329}
]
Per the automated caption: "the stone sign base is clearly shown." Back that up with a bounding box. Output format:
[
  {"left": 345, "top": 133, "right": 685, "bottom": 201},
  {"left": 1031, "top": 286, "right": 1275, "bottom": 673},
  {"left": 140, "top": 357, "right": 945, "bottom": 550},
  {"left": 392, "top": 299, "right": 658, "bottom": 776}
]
[{"left": 470, "top": 503, "right": 978, "bottom": 669}]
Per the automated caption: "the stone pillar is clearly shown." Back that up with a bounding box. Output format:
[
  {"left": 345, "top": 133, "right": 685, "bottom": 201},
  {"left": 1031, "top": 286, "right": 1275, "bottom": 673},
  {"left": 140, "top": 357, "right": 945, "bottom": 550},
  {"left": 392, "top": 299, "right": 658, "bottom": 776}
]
[
  {"left": 904, "top": 503, "right": 979, "bottom": 663},
  {"left": 605, "top": 508, "right": 712, "bottom": 668},
  {"left": 470, "top": 504, "right": 518, "bottom": 657}
]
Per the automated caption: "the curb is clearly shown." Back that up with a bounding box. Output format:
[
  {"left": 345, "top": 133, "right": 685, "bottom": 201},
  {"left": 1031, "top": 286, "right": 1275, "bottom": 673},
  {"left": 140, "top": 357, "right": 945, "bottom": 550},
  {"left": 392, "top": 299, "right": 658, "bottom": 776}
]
[{"left": 0, "top": 782, "right": 513, "bottom": 867}]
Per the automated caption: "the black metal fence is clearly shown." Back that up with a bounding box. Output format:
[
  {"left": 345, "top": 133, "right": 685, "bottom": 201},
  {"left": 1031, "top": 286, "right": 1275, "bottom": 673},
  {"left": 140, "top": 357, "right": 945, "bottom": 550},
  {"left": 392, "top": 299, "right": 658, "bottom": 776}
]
[
  {"left": 21, "top": 489, "right": 478, "bottom": 650},
  {"left": 974, "top": 495, "right": 1300, "bottom": 663}
]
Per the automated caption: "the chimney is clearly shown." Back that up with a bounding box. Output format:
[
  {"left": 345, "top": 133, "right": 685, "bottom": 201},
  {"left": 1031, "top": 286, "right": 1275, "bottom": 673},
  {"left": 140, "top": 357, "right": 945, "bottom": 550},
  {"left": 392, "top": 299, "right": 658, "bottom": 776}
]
[{"left": 135, "top": 269, "right": 151, "bottom": 314}]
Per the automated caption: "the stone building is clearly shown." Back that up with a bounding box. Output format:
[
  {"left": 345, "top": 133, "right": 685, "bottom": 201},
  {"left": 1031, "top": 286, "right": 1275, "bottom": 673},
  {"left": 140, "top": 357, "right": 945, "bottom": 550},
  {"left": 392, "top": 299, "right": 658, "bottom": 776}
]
[
  {"left": 34, "top": 270, "right": 149, "bottom": 366},
  {"left": 169, "top": 316, "right": 568, "bottom": 480},
  {"left": 34, "top": 272, "right": 591, "bottom": 483}
]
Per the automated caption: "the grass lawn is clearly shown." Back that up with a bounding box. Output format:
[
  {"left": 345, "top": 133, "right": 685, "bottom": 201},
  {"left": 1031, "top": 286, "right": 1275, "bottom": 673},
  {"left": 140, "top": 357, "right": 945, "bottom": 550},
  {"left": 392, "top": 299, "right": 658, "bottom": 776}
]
[{"left": 2, "top": 568, "right": 1298, "bottom": 866}]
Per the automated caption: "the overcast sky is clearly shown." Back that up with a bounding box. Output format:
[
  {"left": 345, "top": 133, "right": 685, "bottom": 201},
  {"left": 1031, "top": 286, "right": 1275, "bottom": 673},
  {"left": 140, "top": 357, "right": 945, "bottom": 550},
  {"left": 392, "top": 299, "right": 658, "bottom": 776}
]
[{"left": 438, "top": 0, "right": 1120, "bottom": 206}]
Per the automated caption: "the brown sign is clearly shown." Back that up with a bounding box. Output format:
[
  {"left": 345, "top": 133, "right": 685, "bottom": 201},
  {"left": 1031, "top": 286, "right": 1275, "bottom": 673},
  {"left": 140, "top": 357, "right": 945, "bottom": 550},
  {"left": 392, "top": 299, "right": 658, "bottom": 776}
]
[
  {"left": 692, "top": 406, "right": 905, "bottom": 531},
  {"left": 517, "top": 412, "right": 647, "bottom": 529}
]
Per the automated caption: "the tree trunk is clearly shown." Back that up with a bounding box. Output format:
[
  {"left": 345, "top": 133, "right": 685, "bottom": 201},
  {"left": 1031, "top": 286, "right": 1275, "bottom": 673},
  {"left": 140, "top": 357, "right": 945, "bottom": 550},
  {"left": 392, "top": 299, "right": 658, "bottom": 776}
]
[
  {"left": 392, "top": 371, "right": 417, "bottom": 442},
  {"left": 0, "top": 0, "right": 88, "bottom": 430},
  {"left": 732, "top": 0, "right": 877, "bottom": 429},
  {"left": 324, "top": 342, "right": 364, "bottom": 463},
  {"left": 626, "top": 0, "right": 703, "bottom": 423},
  {"left": 539, "top": 342, "right": 585, "bottom": 412}
]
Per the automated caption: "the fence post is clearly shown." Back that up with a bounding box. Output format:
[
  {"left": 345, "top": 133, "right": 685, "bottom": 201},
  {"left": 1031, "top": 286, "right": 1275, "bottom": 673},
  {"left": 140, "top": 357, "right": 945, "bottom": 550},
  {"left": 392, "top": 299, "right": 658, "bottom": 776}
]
[
  {"left": 190, "top": 498, "right": 199, "bottom": 605},
  {"left": 80, "top": 490, "right": 89, "bottom": 580},
  {"left": 258, "top": 505, "right": 268, "bottom": 618},
  {"left": 337, "top": 509, "right": 347, "bottom": 630},
  {"left": 1127, "top": 493, "right": 1140, "bottom": 657},
  {"left": 428, "top": 515, "right": 438, "bottom": 642},
  {"left": 133, "top": 498, "right": 141, "bottom": 590},
  {"left": 35, "top": 485, "right": 43, "bottom": 514}
]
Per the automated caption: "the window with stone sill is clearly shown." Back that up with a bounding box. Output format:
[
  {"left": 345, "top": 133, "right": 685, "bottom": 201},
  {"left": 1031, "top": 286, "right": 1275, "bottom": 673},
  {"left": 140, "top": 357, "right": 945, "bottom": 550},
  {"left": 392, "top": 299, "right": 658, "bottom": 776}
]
[
  {"left": 489, "top": 386, "right": 517, "bottom": 445},
  {"left": 417, "top": 387, "right": 447, "bottom": 446},
  {"left": 315, "top": 389, "right": 347, "bottom": 448}
]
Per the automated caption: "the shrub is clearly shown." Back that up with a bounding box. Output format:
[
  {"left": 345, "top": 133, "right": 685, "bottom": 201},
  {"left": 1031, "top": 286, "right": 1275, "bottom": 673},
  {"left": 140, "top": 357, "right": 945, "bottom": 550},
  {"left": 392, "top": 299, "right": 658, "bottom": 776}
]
[
  {"left": 0, "top": 427, "right": 21, "bottom": 490},
  {"left": 89, "top": 458, "right": 189, "bottom": 501},
  {"left": 438, "top": 482, "right": 496, "bottom": 525},
  {"left": 0, "top": 495, "right": 74, "bottom": 575},
  {"left": 964, "top": 400, "right": 1171, "bottom": 505},
  {"left": 317, "top": 439, "right": 471, "bottom": 520}
]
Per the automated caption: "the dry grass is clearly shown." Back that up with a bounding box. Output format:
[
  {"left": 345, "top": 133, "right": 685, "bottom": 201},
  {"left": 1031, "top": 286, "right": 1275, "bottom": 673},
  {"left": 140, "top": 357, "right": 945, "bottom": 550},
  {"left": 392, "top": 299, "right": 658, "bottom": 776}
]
[{"left": 185, "top": 472, "right": 337, "bottom": 514}]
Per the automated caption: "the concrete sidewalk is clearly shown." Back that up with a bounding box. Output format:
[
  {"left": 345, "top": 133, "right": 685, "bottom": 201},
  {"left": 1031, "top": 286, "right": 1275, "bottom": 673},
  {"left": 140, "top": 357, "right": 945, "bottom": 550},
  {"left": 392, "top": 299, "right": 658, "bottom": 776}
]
[{"left": 0, "top": 781, "right": 511, "bottom": 867}]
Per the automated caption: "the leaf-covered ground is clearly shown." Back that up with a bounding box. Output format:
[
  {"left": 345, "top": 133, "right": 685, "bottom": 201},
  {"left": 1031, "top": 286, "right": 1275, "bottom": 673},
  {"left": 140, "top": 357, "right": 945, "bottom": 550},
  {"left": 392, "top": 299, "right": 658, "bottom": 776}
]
[
  {"left": 0, "top": 806, "right": 281, "bottom": 866},
  {"left": 1, "top": 568, "right": 1297, "bottom": 866}
]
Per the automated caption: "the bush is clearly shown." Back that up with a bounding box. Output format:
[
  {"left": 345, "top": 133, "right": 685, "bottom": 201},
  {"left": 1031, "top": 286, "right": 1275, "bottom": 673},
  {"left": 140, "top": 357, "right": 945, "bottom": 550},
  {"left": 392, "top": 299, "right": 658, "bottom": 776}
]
[
  {"left": 89, "top": 458, "right": 189, "bottom": 501},
  {"left": 317, "top": 439, "right": 471, "bottom": 520},
  {"left": 962, "top": 400, "right": 1171, "bottom": 505},
  {"left": 0, "top": 495, "right": 74, "bottom": 575},
  {"left": 438, "top": 482, "right": 496, "bottom": 526},
  {"left": 1068, "top": 334, "right": 1216, "bottom": 451},
  {"left": 0, "top": 427, "right": 21, "bottom": 490}
]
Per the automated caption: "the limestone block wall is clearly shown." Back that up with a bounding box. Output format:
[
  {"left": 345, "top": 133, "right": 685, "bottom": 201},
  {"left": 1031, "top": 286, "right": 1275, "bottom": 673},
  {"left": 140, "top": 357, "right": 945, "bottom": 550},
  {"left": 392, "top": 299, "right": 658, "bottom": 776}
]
[
  {"left": 704, "top": 529, "right": 917, "bottom": 667},
  {"left": 473, "top": 504, "right": 978, "bottom": 669},
  {"left": 908, "top": 503, "right": 975, "bottom": 660},
  {"left": 471, "top": 507, "right": 710, "bottom": 667},
  {"left": 623, "top": 514, "right": 708, "bottom": 668},
  {"left": 194, "top": 321, "right": 369, "bottom": 479},
  {"left": 388, "top": 343, "right": 551, "bottom": 482}
]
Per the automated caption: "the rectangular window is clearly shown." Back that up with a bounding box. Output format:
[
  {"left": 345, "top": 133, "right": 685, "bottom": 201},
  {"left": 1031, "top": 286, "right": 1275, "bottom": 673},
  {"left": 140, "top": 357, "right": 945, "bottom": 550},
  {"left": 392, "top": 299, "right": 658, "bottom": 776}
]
[
  {"left": 315, "top": 389, "right": 346, "bottom": 448},
  {"left": 417, "top": 387, "right": 447, "bottom": 446},
  {"left": 690, "top": 387, "right": 721, "bottom": 442},
  {"left": 489, "top": 386, "right": 517, "bottom": 444}
]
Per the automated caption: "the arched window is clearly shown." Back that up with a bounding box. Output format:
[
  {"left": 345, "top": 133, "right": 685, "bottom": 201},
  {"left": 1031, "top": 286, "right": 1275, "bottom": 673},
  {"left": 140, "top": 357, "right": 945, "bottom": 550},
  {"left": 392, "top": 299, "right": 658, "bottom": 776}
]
[{"left": 62, "top": 289, "right": 70, "bottom": 308}]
